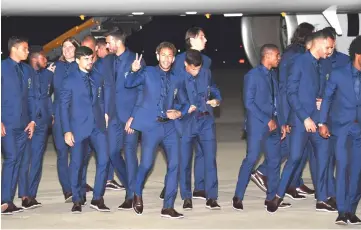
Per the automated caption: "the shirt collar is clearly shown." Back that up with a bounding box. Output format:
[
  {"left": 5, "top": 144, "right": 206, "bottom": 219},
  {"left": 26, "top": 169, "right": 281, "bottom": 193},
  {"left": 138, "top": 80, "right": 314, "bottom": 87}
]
[
  {"left": 116, "top": 48, "right": 128, "bottom": 61},
  {"left": 259, "top": 64, "right": 271, "bottom": 76}
]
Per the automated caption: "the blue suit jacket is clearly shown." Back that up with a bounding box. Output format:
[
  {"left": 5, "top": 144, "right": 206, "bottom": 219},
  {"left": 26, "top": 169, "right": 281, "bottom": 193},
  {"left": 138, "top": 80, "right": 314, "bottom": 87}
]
[
  {"left": 33, "top": 68, "right": 53, "bottom": 126},
  {"left": 52, "top": 60, "right": 77, "bottom": 115},
  {"left": 103, "top": 49, "right": 145, "bottom": 124},
  {"left": 287, "top": 51, "right": 324, "bottom": 127},
  {"left": 1, "top": 58, "right": 36, "bottom": 129},
  {"left": 60, "top": 67, "right": 107, "bottom": 142},
  {"left": 176, "top": 67, "right": 221, "bottom": 133},
  {"left": 320, "top": 63, "right": 361, "bottom": 135},
  {"left": 244, "top": 64, "right": 284, "bottom": 134},
  {"left": 278, "top": 44, "right": 305, "bottom": 124},
  {"left": 124, "top": 66, "right": 189, "bottom": 132}
]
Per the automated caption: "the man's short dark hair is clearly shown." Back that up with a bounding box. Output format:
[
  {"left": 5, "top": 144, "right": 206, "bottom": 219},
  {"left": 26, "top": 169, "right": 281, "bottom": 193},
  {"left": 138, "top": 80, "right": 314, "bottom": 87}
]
[
  {"left": 349, "top": 35, "right": 361, "bottom": 61},
  {"left": 96, "top": 38, "right": 107, "bottom": 47},
  {"left": 156, "top": 42, "right": 177, "bottom": 56},
  {"left": 185, "top": 49, "right": 203, "bottom": 67},
  {"left": 8, "top": 36, "right": 28, "bottom": 52},
  {"left": 260, "top": 44, "right": 279, "bottom": 58},
  {"left": 323, "top": 26, "right": 337, "bottom": 37},
  {"left": 75, "top": 46, "right": 93, "bottom": 60},
  {"left": 29, "top": 51, "right": 44, "bottom": 60},
  {"left": 313, "top": 29, "right": 335, "bottom": 41},
  {"left": 107, "top": 29, "right": 127, "bottom": 44},
  {"left": 185, "top": 27, "right": 204, "bottom": 49}
]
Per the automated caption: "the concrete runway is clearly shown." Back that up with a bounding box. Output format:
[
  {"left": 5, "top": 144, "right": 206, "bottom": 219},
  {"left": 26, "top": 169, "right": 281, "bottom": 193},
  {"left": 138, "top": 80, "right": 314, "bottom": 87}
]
[{"left": 1, "top": 68, "right": 360, "bottom": 229}]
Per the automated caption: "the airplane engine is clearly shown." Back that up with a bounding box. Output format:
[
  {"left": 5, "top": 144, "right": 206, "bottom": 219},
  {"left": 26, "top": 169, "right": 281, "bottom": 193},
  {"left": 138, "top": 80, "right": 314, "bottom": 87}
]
[{"left": 241, "top": 13, "right": 361, "bottom": 67}]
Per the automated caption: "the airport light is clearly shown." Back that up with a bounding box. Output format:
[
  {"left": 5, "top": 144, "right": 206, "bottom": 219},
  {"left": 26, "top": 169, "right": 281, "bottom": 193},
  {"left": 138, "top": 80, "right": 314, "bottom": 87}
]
[
  {"left": 185, "top": 12, "right": 197, "bottom": 15},
  {"left": 132, "top": 12, "right": 144, "bottom": 15},
  {"left": 205, "top": 13, "right": 211, "bottom": 19},
  {"left": 239, "top": 59, "right": 245, "bottom": 64},
  {"left": 224, "top": 13, "right": 243, "bottom": 17},
  {"left": 79, "top": 15, "right": 85, "bottom": 20}
]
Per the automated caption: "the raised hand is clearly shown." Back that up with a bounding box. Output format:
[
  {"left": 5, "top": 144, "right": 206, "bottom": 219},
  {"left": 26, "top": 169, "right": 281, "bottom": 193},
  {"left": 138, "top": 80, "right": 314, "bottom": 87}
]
[{"left": 131, "top": 53, "right": 143, "bottom": 72}]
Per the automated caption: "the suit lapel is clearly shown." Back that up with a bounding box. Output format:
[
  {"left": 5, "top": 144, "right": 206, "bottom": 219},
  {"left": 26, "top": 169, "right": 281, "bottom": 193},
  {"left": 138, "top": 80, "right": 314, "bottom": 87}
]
[{"left": 346, "top": 66, "right": 358, "bottom": 104}]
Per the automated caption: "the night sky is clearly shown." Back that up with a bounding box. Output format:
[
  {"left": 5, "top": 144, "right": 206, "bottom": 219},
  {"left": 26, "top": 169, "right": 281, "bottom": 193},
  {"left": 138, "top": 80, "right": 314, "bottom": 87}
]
[{"left": 1, "top": 15, "right": 250, "bottom": 69}]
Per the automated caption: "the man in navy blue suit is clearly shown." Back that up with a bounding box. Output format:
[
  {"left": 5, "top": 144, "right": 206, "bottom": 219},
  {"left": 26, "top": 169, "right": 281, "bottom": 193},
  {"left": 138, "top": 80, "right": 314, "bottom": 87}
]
[
  {"left": 60, "top": 46, "right": 111, "bottom": 213},
  {"left": 104, "top": 30, "right": 146, "bottom": 210},
  {"left": 233, "top": 44, "right": 289, "bottom": 211},
  {"left": 319, "top": 27, "right": 351, "bottom": 205},
  {"left": 251, "top": 23, "right": 316, "bottom": 199},
  {"left": 18, "top": 51, "right": 55, "bottom": 209},
  {"left": 1, "top": 36, "right": 36, "bottom": 214},
  {"left": 159, "top": 27, "right": 211, "bottom": 201},
  {"left": 125, "top": 42, "right": 189, "bottom": 219},
  {"left": 318, "top": 36, "right": 361, "bottom": 225},
  {"left": 267, "top": 30, "right": 337, "bottom": 213},
  {"left": 177, "top": 49, "right": 222, "bottom": 210}
]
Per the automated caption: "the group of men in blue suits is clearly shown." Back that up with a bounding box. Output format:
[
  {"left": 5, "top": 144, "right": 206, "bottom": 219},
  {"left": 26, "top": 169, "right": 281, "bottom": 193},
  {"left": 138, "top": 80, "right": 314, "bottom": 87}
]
[
  {"left": 239, "top": 21, "right": 361, "bottom": 225},
  {"left": 1, "top": 27, "right": 223, "bottom": 219}
]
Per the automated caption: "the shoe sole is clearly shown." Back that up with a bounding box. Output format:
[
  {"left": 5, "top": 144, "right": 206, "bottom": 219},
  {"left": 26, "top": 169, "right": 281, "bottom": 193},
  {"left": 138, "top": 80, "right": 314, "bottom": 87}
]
[
  {"left": 22, "top": 205, "right": 40, "bottom": 210},
  {"left": 297, "top": 192, "right": 315, "bottom": 197},
  {"left": 89, "top": 204, "right": 111, "bottom": 212},
  {"left": 316, "top": 208, "right": 338, "bottom": 213},
  {"left": 65, "top": 196, "right": 73, "bottom": 203},
  {"left": 160, "top": 214, "right": 184, "bottom": 219},
  {"left": 264, "top": 205, "right": 291, "bottom": 209},
  {"left": 192, "top": 196, "right": 206, "bottom": 200},
  {"left": 118, "top": 207, "right": 133, "bottom": 211},
  {"left": 348, "top": 220, "right": 361, "bottom": 225},
  {"left": 206, "top": 206, "right": 221, "bottom": 210},
  {"left": 250, "top": 175, "right": 267, "bottom": 192},
  {"left": 183, "top": 207, "right": 192, "bottom": 211},
  {"left": 335, "top": 221, "right": 348, "bottom": 225},
  {"left": 285, "top": 193, "right": 307, "bottom": 200},
  {"left": 71, "top": 211, "right": 82, "bottom": 214}
]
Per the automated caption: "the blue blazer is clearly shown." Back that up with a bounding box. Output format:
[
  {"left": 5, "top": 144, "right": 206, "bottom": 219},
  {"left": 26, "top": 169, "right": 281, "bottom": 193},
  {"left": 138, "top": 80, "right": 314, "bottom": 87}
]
[
  {"left": 60, "top": 67, "right": 107, "bottom": 142},
  {"left": 278, "top": 44, "right": 305, "bottom": 124},
  {"left": 52, "top": 60, "right": 77, "bottom": 115},
  {"left": 175, "top": 67, "right": 221, "bottom": 134},
  {"left": 1, "top": 58, "right": 36, "bottom": 129},
  {"left": 103, "top": 49, "right": 145, "bottom": 124},
  {"left": 33, "top": 68, "right": 53, "bottom": 126},
  {"left": 287, "top": 51, "right": 324, "bottom": 127},
  {"left": 320, "top": 63, "right": 361, "bottom": 135},
  {"left": 244, "top": 64, "right": 284, "bottom": 135},
  {"left": 124, "top": 66, "right": 189, "bottom": 132}
]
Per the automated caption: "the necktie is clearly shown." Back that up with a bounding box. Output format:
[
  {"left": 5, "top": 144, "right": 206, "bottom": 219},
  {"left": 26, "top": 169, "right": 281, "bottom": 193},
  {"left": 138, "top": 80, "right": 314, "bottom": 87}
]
[
  {"left": 83, "top": 73, "right": 93, "bottom": 101},
  {"left": 269, "top": 72, "right": 277, "bottom": 116},
  {"left": 355, "top": 72, "right": 361, "bottom": 100},
  {"left": 15, "top": 64, "right": 24, "bottom": 90},
  {"left": 315, "top": 61, "right": 322, "bottom": 97},
  {"left": 163, "top": 72, "right": 170, "bottom": 110}
]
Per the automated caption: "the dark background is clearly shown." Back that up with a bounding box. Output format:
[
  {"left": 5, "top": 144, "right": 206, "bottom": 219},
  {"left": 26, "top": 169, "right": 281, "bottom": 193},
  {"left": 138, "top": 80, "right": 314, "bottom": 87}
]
[{"left": 1, "top": 15, "right": 251, "bottom": 69}]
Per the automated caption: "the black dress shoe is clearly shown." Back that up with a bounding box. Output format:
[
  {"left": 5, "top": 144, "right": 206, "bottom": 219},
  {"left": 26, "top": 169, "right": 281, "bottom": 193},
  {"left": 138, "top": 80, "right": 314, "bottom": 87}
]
[
  {"left": 71, "top": 203, "right": 82, "bottom": 214},
  {"left": 316, "top": 201, "right": 337, "bottom": 212},
  {"left": 1, "top": 203, "right": 23, "bottom": 215},
  {"left": 22, "top": 198, "right": 39, "bottom": 210},
  {"left": 192, "top": 190, "right": 206, "bottom": 200},
  {"left": 266, "top": 196, "right": 283, "bottom": 213},
  {"left": 347, "top": 213, "right": 361, "bottom": 225},
  {"left": 106, "top": 180, "right": 125, "bottom": 191},
  {"left": 296, "top": 184, "right": 315, "bottom": 196},
  {"left": 160, "top": 208, "right": 184, "bottom": 219},
  {"left": 118, "top": 199, "right": 133, "bottom": 210},
  {"left": 90, "top": 198, "right": 110, "bottom": 212},
  {"left": 132, "top": 194, "right": 143, "bottom": 215},
  {"left": 183, "top": 199, "right": 193, "bottom": 210},
  {"left": 250, "top": 170, "right": 267, "bottom": 192},
  {"left": 327, "top": 197, "right": 337, "bottom": 209},
  {"left": 206, "top": 199, "right": 221, "bottom": 210},
  {"left": 265, "top": 200, "right": 291, "bottom": 209},
  {"left": 31, "top": 198, "right": 42, "bottom": 208},
  {"left": 159, "top": 187, "right": 165, "bottom": 200},
  {"left": 335, "top": 213, "right": 348, "bottom": 225},
  {"left": 64, "top": 192, "right": 72, "bottom": 203},
  {"left": 232, "top": 196, "right": 243, "bottom": 211},
  {"left": 285, "top": 188, "right": 306, "bottom": 200}
]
